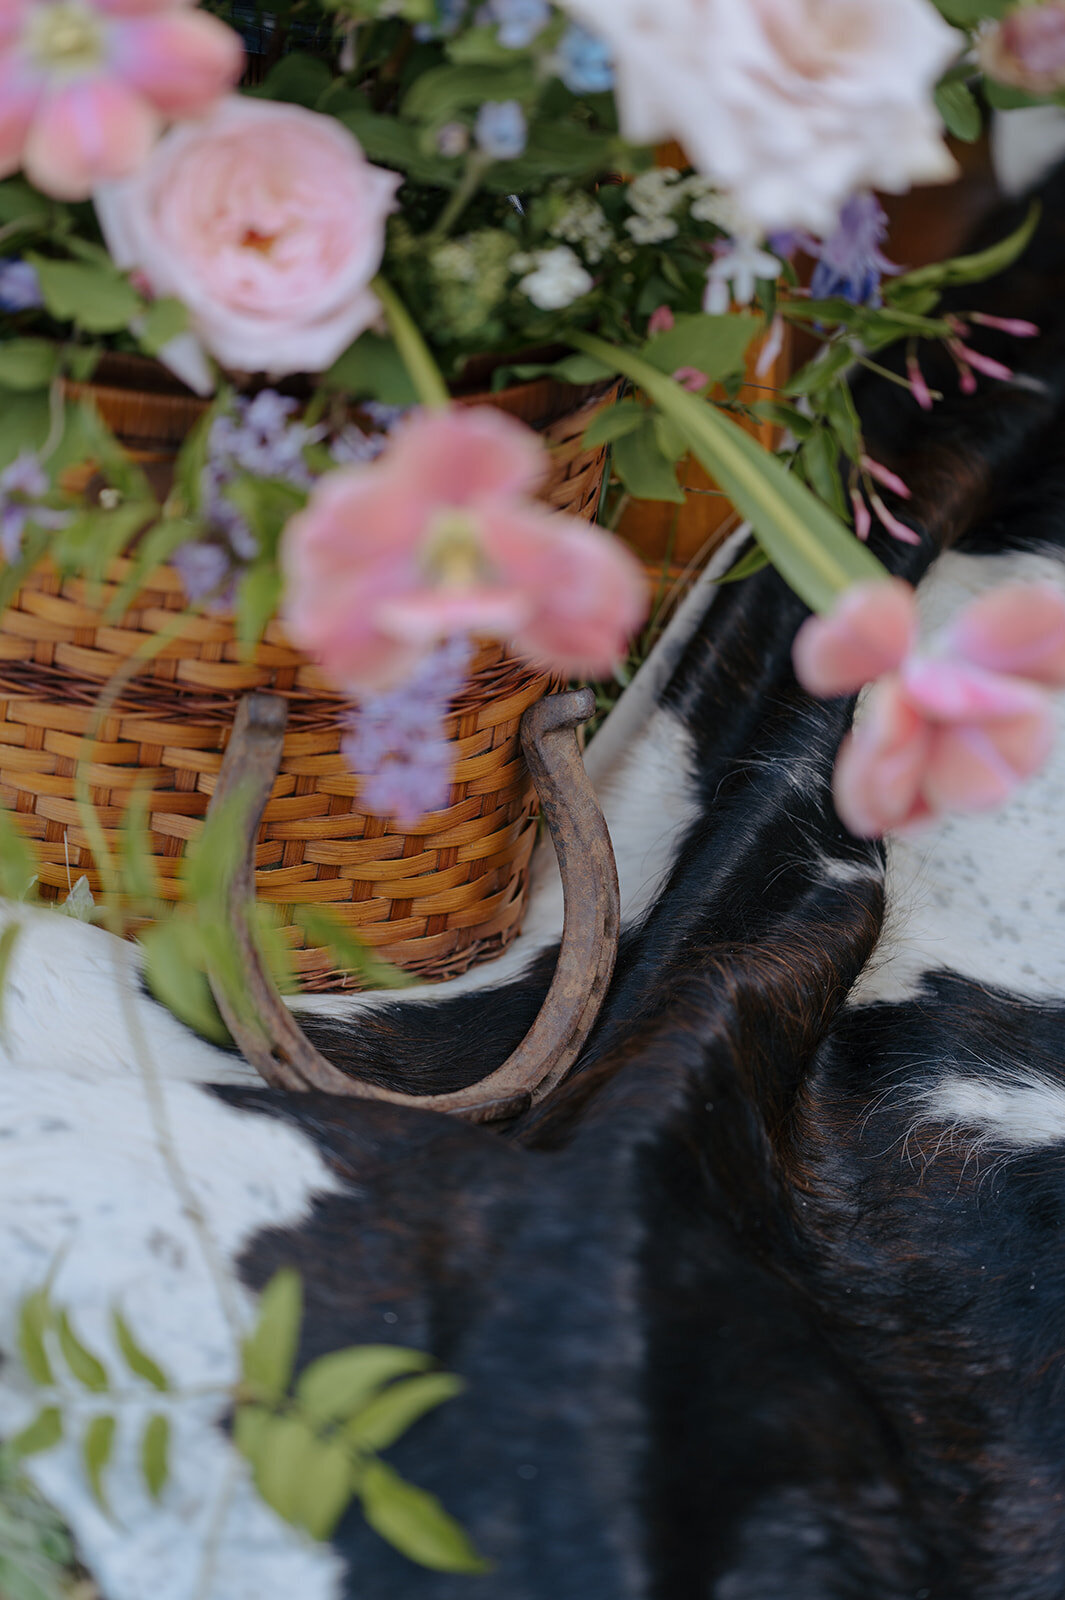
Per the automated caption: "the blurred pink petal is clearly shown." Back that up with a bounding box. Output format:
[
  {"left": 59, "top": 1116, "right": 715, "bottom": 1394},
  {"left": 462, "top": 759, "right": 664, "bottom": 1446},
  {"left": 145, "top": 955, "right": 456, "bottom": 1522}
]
[
  {"left": 947, "top": 581, "right": 1065, "bottom": 686},
  {"left": 23, "top": 77, "right": 159, "bottom": 199},
  {"left": 0, "top": 57, "right": 39, "bottom": 178},
  {"left": 113, "top": 11, "right": 244, "bottom": 115},
  {"left": 282, "top": 405, "right": 647, "bottom": 692},
  {"left": 949, "top": 339, "right": 1014, "bottom": 383},
  {"left": 901, "top": 657, "right": 1048, "bottom": 721},
  {"left": 647, "top": 305, "right": 674, "bottom": 334},
  {"left": 923, "top": 705, "right": 1055, "bottom": 812},
  {"left": 792, "top": 579, "right": 916, "bottom": 698},
  {"left": 833, "top": 679, "right": 931, "bottom": 837},
  {"left": 969, "top": 312, "right": 1038, "bottom": 337},
  {"left": 907, "top": 351, "right": 934, "bottom": 411},
  {"left": 672, "top": 366, "right": 710, "bottom": 392},
  {"left": 387, "top": 407, "right": 545, "bottom": 504},
  {"left": 851, "top": 489, "right": 872, "bottom": 543}
]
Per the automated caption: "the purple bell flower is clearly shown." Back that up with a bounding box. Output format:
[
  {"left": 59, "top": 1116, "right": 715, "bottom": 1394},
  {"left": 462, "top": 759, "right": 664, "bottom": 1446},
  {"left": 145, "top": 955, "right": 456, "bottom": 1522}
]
[{"left": 809, "top": 192, "right": 898, "bottom": 308}]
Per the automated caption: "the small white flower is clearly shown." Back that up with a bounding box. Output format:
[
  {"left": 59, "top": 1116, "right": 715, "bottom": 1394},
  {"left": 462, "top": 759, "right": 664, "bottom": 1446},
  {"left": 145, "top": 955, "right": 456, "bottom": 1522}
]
[
  {"left": 514, "top": 245, "right": 594, "bottom": 310},
  {"left": 625, "top": 214, "right": 679, "bottom": 244},
  {"left": 703, "top": 239, "right": 782, "bottom": 314},
  {"left": 549, "top": 191, "right": 613, "bottom": 264}
]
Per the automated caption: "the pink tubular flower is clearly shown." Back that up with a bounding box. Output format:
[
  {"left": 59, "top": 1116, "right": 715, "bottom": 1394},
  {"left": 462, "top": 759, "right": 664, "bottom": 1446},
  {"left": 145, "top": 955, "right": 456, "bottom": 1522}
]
[
  {"left": 95, "top": 96, "right": 401, "bottom": 390},
  {"left": 792, "top": 578, "right": 1065, "bottom": 837},
  {"left": 281, "top": 405, "right": 648, "bottom": 693},
  {"left": 0, "top": 0, "right": 242, "bottom": 200}
]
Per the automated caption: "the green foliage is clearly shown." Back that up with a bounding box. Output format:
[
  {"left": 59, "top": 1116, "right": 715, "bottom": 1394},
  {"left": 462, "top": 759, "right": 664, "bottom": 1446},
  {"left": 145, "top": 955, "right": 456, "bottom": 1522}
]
[
  {"left": 0, "top": 1446, "right": 74, "bottom": 1600},
  {"left": 892, "top": 203, "right": 1040, "bottom": 292},
  {"left": 293, "top": 906, "right": 418, "bottom": 990},
  {"left": 935, "top": 78, "right": 983, "bottom": 142},
  {"left": 641, "top": 312, "right": 760, "bottom": 385},
  {"left": 28, "top": 256, "right": 140, "bottom": 335},
  {"left": 612, "top": 420, "right": 684, "bottom": 503},
  {"left": 234, "top": 1269, "right": 487, "bottom": 1567},
  {"left": 0, "top": 340, "right": 59, "bottom": 391}
]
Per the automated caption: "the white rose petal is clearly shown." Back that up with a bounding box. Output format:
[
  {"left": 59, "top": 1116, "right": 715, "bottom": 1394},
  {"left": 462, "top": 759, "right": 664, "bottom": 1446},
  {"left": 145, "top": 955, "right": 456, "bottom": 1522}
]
[{"left": 555, "top": 0, "right": 962, "bottom": 235}]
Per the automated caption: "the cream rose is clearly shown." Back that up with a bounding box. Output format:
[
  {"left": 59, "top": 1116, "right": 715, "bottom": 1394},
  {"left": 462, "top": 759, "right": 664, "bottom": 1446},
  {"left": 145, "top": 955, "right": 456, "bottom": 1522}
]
[
  {"left": 95, "top": 96, "right": 401, "bottom": 392},
  {"left": 556, "top": 0, "right": 961, "bottom": 235}
]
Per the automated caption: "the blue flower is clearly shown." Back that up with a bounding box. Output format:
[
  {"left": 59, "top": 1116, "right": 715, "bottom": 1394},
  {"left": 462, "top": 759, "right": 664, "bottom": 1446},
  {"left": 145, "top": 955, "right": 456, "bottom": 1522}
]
[
  {"left": 0, "top": 453, "right": 69, "bottom": 561},
  {"left": 809, "top": 192, "right": 897, "bottom": 308},
  {"left": 485, "top": 0, "right": 550, "bottom": 48},
  {"left": 414, "top": 0, "right": 468, "bottom": 39},
  {"left": 0, "top": 260, "right": 42, "bottom": 313},
  {"left": 555, "top": 23, "right": 614, "bottom": 94},
  {"left": 474, "top": 99, "right": 527, "bottom": 160}
]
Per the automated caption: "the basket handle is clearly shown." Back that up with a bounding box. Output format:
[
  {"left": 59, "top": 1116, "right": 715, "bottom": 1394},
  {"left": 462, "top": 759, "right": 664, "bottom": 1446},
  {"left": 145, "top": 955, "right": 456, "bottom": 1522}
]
[{"left": 203, "top": 688, "right": 619, "bottom": 1124}]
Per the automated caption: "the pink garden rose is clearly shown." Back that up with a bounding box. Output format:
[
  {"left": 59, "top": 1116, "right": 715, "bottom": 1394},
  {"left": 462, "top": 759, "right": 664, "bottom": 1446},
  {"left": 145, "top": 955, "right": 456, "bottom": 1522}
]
[
  {"left": 792, "top": 578, "right": 1065, "bottom": 837},
  {"left": 556, "top": 0, "right": 959, "bottom": 234},
  {"left": 94, "top": 97, "right": 401, "bottom": 392},
  {"left": 281, "top": 405, "right": 648, "bottom": 693},
  {"left": 979, "top": 2, "right": 1065, "bottom": 93},
  {"left": 0, "top": 0, "right": 242, "bottom": 200}
]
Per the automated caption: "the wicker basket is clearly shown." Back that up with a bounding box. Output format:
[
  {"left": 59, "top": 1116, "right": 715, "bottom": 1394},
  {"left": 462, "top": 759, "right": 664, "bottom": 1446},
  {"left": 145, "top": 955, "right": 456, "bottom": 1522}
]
[{"left": 0, "top": 360, "right": 614, "bottom": 989}]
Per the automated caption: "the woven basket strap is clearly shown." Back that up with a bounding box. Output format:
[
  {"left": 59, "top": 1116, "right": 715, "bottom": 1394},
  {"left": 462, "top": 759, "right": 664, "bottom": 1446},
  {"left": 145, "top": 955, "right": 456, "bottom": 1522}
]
[{"left": 206, "top": 688, "right": 619, "bottom": 1123}]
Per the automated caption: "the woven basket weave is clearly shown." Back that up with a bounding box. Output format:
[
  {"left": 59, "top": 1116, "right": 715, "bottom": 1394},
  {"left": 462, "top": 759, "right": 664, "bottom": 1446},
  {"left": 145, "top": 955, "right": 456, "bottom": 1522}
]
[{"left": 0, "top": 361, "right": 614, "bottom": 989}]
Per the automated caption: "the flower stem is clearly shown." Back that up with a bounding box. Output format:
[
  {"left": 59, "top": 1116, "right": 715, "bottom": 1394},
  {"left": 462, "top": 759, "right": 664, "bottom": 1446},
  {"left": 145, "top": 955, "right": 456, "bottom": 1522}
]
[
  {"left": 429, "top": 153, "right": 493, "bottom": 241},
  {"left": 372, "top": 275, "right": 450, "bottom": 411}
]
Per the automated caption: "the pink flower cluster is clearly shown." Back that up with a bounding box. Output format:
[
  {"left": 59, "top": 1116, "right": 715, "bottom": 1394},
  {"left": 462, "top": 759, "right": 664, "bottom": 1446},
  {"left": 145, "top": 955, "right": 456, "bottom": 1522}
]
[
  {"left": 281, "top": 406, "right": 648, "bottom": 694},
  {"left": 793, "top": 578, "right": 1065, "bottom": 837},
  {"left": 0, "top": 0, "right": 242, "bottom": 199}
]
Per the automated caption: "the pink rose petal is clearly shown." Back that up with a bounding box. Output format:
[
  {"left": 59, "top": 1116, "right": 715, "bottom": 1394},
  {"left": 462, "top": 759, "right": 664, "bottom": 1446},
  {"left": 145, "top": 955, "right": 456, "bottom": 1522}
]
[
  {"left": 0, "top": 57, "right": 39, "bottom": 179},
  {"left": 792, "top": 579, "right": 916, "bottom": 698},
  {"left": 113, "top": 11, "right": 244, "bottom": 116}
]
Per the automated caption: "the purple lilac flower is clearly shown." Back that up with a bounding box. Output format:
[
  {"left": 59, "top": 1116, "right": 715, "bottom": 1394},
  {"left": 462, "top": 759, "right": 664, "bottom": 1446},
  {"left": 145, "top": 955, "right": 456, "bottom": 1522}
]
[
  {"left": 485, "top": 0, "right": 550, "bottom": 48},
  {"left": 555, "top": 23, "right": 614, "bottom": 94},
  {"left": 0, "top": 259, "right": 42, "bottom": 312},
  {"left": 475, "top": 99, "right": 527, "bottom": 160},
  {"left": 342, "top": 636, "right": 473, "bottom": 825},
  {"left": 0, "top": 453, "right": 69, "bottom": 560},
  {"left": 809, "top": 192, "right": 898, "bottom": 308},
  {"left": 170, "top": 540, "right": 235, "bottom": 605}
]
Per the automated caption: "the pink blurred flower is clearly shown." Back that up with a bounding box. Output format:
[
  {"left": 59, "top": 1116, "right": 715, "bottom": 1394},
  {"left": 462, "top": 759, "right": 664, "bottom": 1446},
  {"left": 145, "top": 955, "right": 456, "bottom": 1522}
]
[
  {"left": 281, "top": 405, "right": 648, "bottom": 693},
  {"left": 647, "top": 305, "right": 674, "bottom": 334},
  {"left": 979, "top": 1, "right": 1065, "bottom": 94},
  {"left": 672, "top": 365, "right": 709, "bottom": 392},
  {"left": 0, "top": 0, "right": 242, "bottom": 200},
  {"left": 792, "top": 578, "right": 1065, "bottom": 836},
  {"left": 95, "top": 97, "right": 401, "bottom": 391}
]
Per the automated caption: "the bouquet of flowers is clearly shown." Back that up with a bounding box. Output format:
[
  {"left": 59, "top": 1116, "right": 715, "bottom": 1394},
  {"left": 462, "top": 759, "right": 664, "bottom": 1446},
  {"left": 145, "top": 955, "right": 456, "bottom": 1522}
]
[{"left": 1, "top": 0, "right": 1065, "bottom": 971}]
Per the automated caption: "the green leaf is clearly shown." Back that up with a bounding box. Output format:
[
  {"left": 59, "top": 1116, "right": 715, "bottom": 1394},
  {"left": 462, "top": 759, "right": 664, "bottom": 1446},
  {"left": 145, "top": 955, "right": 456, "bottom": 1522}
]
[
  {"left": 572, "top": 331, "right": 887, "bottom": 614},
  {"left": 82, "top": 1415, "right": 116, "bottom": 1513},
  {"left": 255, "top": 52, "right": 333, "bottom": 108},
  {"left": 296, "top": 1438, "right": 355, "bottom": 1540},
  {"left": 612, "top": 419, "right": 684, "bottom": 503},
  {"left": 294, "top": 907, "right": 417, "bottom": 990},
  {"left": 139, "top": 920, "right": 231, "bottom": 1046},
  {"left": 296, "top": 1346, "right": 434, "bottom": 1428},
  {"left": 30, "top": 257, "right": 140, "bottom": 334},
  {"left": 113, "top": 1310, "right": 168, "bottom": 1392},
  {"left": 141, "top": 1414, "right": 170, "bottom": 1501},
  {"left": 403, "top": 62, "right": 536, "bottom": 122},
  {"left": 232, "top": 1402, "right": 272, "bottom": 1470},
  {"left": 0, "top": 921, "right": 21, "bottom": 1030},
  {"left": 56, "top": 1311, "right": 109, "bottom": 1392},
  {"left": 581, "top": 400, "right": 646, "bottom": 449},
  {"left": 502, "top": 352, "right": 616, "bottom": 387},
  {"left": 324, "top": 333, "right": 420, "bottom": 405},
  {"left": 7, "top": 1406, "right": 62, "bottom": 1460},
  {"left": 749, "top": 401, "right": 813, "bottom": 440},
  {"left": 0, "top": 178, "right": 52, "bottom": 225},
  {"left": 337, "top": 109, "right": 456, "bottom": 186},
  {"left": 251, "top": 1414, "right": 319, "bottom": 1526},
  {"left": 347, "top": 1372, "right": 464, "bottom": 1455},
  {"left": 641, "top": 313, "right": 760, "bottom": 385},
  {"left": 820, "top": 381, "right": 863, "bottom": 464},
  {"left": 17, "top": 1291, "right": 54, "bottom": 1387},
  {"left": 119, "top": 788, "right": 161, "bottom": 910},
  {"left": 136, "top": 299, "right": 188, "bottom": 356},
  {"left": 783, "top": 341, "right": 854, "bottom": 397},
  {"left": 894, "top": 202, "right": 1040, "bottom": 291},
  {"left": 0, "top": 810, "right": 38, "bottom": 902},
  {"left": 359, "top": 1459, "right": 490, "bottom": 1573},
  {"left": 932, "top": 0, "right": 1007, "bottom": 19},
  {"left": 935, "top": 78, "right": 982, "bottom": 142},
  {"left": 0, "top": 340, "right": 59, "bottom": 392},
  {"left": 235, "top": 564, "right": 282, "bottom": 661},
  {"left": 241, "top": 1269, "right": 303, "bottom": 1402},
  {"left": 798, "top": 430, "right": 846, "bottom": 518},
  {"left": 717, "top": 542, "right": 770, "bottom": 584}
]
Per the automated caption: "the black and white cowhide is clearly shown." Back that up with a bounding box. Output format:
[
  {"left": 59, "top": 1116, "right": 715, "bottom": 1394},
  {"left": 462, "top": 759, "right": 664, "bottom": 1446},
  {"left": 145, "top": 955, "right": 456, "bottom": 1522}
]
[{"left": 3, "top": 168, "right": 1065, "bottom": 1600}]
